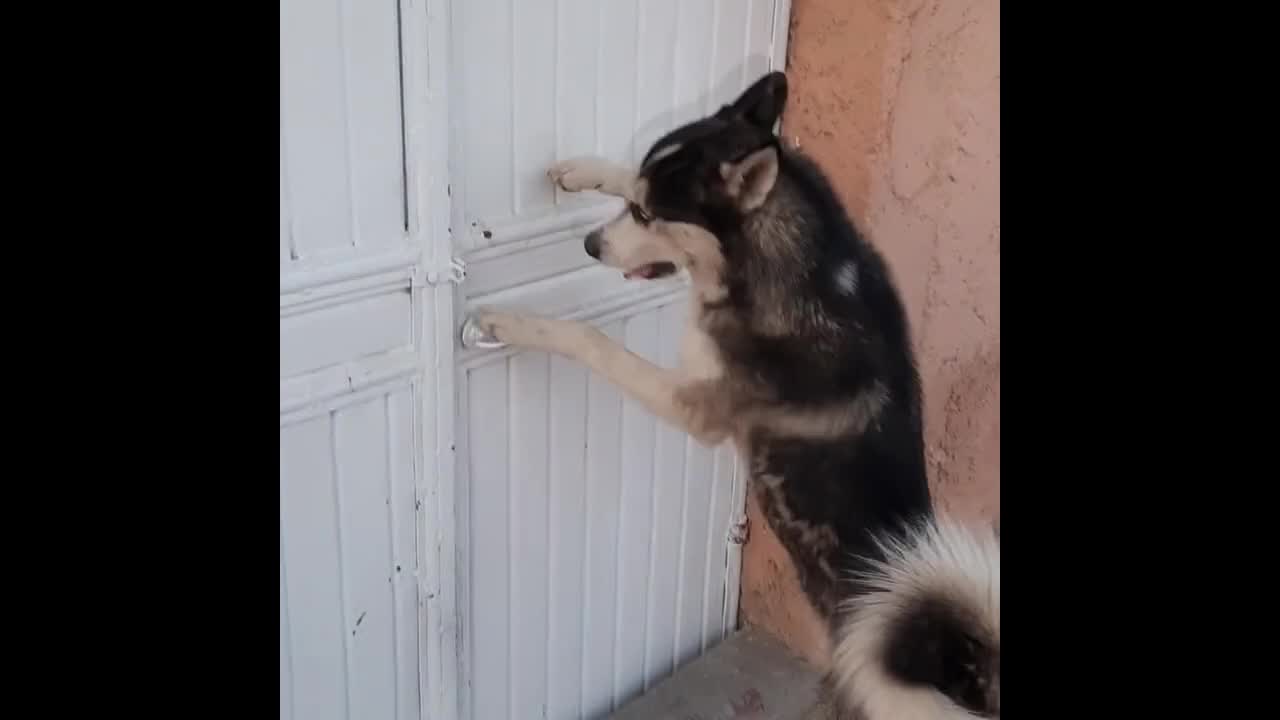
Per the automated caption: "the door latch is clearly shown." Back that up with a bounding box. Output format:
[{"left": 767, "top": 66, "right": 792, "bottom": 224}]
[{"left": 422, "top": 257, "right": 466, "bottom": 286}]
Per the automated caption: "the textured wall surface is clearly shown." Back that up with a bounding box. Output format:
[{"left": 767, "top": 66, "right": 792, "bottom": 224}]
[{"left": 739, "top": 0, "right": 1001, "bottom": 666}]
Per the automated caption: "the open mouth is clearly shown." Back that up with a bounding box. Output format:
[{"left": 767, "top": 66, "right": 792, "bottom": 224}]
[{"left": 622, "top": 262, "right": 678, "bottom": 281}]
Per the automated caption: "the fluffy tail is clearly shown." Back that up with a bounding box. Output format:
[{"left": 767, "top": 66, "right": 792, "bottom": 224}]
[{"left": 829, "top": 516, "right": 1000, "bottom": 719}]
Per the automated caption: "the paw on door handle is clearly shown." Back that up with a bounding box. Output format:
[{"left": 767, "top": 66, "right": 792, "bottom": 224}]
[{"left": 459, "top": 315, "right": 507, "bottom": 350}]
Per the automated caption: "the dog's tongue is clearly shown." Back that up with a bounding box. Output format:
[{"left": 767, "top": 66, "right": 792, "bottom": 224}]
[
  {"left": 624, "top": 264, "right": 658, "bottom": 280},
  {"left": 623, "top": 262, "right": 676, "bottom": 280}
]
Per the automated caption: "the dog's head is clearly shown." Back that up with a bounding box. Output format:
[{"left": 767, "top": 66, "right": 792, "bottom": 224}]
[{"left": 584, "top": 71, "right": 788, "bottom": 286}]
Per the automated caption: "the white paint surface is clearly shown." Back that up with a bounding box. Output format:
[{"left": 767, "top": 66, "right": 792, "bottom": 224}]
[
  {"left": 279, "top": 0, "right": 405, "bottom": 260},
  {"left": 283, "top": 0, "right": 788, "bottom": 717},
  {"left": 280, "top": 0, "right": 451, "bottom": 718},
  {"left": 459, "top": 309, "right": 746, "bottom": 719}
]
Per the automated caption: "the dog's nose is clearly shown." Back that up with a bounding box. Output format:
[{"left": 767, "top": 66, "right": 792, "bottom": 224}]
[{"left": 584, "top": 230, "right": 602, "bottom": 259}]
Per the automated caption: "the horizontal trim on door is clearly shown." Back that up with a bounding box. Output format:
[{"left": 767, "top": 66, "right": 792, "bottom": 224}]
[
  {"left": 462, "top": 233, "right": 597, "bottom": 299},
  {"left": 464, "top": 198, "right": 621, "bottom": 254},
  {"left": 282, "top": 288, "right": 414, "bottom": 379},
  {"left": 457, "top": 264, "right": 688, "bottom": 368},
  {"left": 280, "top": 347, "right": 420, "bottom": 423},
  {"left": 280, "top": 246, "right": 421, "bottom": 296},
  {"left": 281, "top": 267, "right": 413, "bottom": 318}
]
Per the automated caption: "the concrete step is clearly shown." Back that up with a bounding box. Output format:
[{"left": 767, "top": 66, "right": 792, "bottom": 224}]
[{"left": 608, "top": 627, "right": 832, "bottom": 720}]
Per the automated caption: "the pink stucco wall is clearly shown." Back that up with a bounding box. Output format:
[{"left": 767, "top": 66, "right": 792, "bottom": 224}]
[{"left": 740, "top": 0, "right": 1001, "bottom": 666}]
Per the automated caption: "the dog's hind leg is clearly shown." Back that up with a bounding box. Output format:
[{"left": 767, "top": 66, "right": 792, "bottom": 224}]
[
  {"left": 547, "top": 157, "right": 637, "bottom": 201},
  {"left": 468, "top": 308, "right": 730, "bottom": 446}
]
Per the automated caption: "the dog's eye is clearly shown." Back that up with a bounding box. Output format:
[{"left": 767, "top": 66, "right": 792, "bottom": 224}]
[{"left": 628, "top": 203, "right": 653, "bottom": 225}]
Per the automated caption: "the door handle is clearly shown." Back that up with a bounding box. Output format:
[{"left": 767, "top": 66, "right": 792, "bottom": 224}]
[{"left": 459, "top": 315, "right": 507, "bottom": 350}]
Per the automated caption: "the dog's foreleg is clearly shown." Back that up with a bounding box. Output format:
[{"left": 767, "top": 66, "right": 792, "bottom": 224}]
[
  {"left": 470, "top": 308, "right": 729, "bottom": 445},
  {"left": 547, "top": 157, "right": 637, "bottom": 202}
]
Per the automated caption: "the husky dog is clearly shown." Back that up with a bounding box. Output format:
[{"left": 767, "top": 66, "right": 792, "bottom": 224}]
[{"left": 469, "top": 72, "right": 999, "bottom": 719}]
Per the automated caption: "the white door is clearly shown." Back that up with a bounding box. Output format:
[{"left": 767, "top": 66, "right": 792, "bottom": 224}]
[
  {"left": 449, "top": 2, "right": 791, "bottom": 718},
  {"left": 280, "top": 0, "right": 456, "bottom": 718}
]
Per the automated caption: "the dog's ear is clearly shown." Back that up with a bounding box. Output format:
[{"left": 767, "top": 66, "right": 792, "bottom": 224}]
[
  {"left": 718, "top": 71, "right": 788, "bottom": 130},
  {"left": 719, "top": 146, "right": 779, "bottom": 210}
]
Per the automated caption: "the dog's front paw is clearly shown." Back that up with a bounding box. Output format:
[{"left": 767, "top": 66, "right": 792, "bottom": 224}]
[
  {"left": 547, "top": 157, "right": 612, "bottom": 193},
  {"left": 471, "top": 307, "right": 525, "bottom": 345}
]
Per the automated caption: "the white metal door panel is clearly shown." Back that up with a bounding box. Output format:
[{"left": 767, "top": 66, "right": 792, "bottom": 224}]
[
  {"left": 450, "top": 4, "right": 791, "bottom": 717},
  {"left": 279, "top": 0, "right": 405, "bottom": 264},
  {"left": 280, "top": 397, "right": 420, "bottom": 720},
  {"left": 281, "top": 0, "right": 458, "bottom": 718},
  {"left": 458, "top": 303, "right": 745, "bottom": 720}
]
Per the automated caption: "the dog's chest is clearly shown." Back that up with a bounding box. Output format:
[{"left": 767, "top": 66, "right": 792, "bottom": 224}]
[{"left": 679, "top": 324, "right": 723, "bottom": 380}]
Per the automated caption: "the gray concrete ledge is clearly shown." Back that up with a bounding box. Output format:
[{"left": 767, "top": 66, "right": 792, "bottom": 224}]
[{"left": 608, "top": 627, "right": 833, "bottom": 720}]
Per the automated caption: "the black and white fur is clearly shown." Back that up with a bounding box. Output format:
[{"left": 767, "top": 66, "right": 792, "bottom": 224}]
[{"left": 472, "top": 71, "right": 999, "bottom": 719}]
